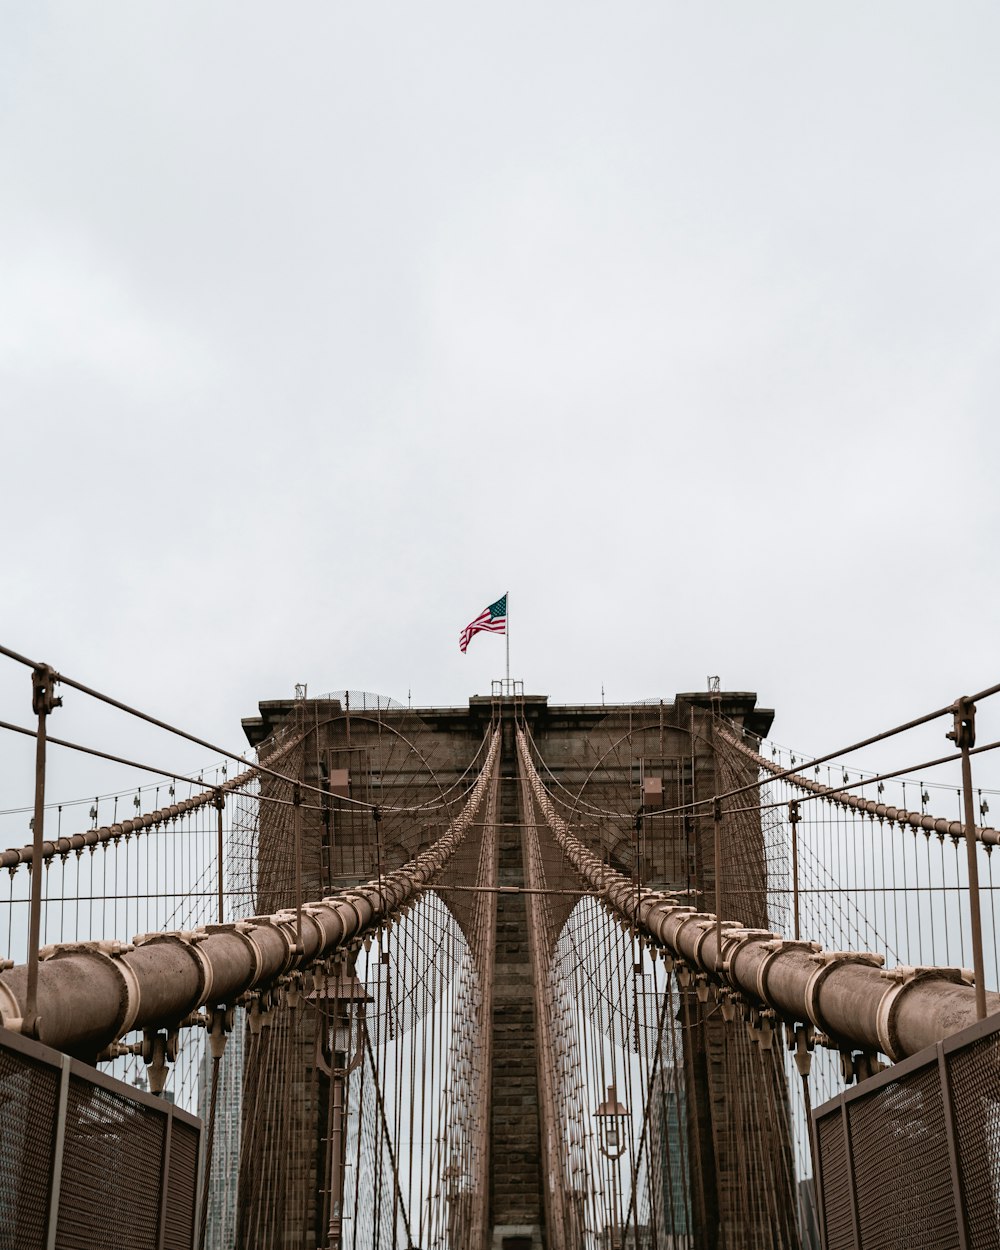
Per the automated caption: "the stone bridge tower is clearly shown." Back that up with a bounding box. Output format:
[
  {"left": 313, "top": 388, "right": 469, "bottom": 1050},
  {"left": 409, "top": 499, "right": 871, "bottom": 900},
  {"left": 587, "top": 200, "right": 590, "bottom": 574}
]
[{"left": 240, "top": 688, "right": 778, "bottom": 1248}]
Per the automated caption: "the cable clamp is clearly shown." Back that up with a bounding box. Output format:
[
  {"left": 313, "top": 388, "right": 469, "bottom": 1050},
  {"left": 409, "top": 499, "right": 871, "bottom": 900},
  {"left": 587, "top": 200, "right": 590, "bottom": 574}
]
[
  {"left": 719, "top": 929, "right": 780, "bottom": 981},
  {"left": 803, "top": 950, "right": 883, "bottom": 1039},
  {"left": 879, "top": 964, "right": 973, "bottom": 985},
  {"left": 809, "top": 949, "right": 885, "bottom": 966},
  {"left": 875, "top": 965, "right": 973, "bottom": 1062},
  {"left": 672, "top": 911, "right": 716, "bottom": 952},
  {"left": 40, "top": 938, "right": 135, "bottom": 959},
  {"left": 135, "top": 931, "right": 215, "bottom": 1010},
  {"left": 0, "top": 978, "right": 24, "bottom": 1033},
  {"left": 786, "top": 1022, "right": 815, "bottom": 1076},
  {"left": 756, "top": 939, "right": 822, "bottom": 1005},
  {"left": 245, "top": 914, "right": 301, "bottom": 973},
  {"left": 134, "top": 928, "right": 211, "bottom": 945},
  {"left": 39, "top": 941, "right": 142, "bottom": 1038},
  {"left": 333, "top": 891, "right": 368, "bottom": 938},
  {"left": 693, "top": 919, "right": 742, "bottom": 971}
]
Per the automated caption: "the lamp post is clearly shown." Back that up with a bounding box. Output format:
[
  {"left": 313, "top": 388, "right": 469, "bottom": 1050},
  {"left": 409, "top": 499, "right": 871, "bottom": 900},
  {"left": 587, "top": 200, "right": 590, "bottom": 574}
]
[
  {"left": 307, "top": 964, "right": 372, "bottom": 1250},
  {"left": 595, "top": 1083, "right": 629, "bottom": 1250}
]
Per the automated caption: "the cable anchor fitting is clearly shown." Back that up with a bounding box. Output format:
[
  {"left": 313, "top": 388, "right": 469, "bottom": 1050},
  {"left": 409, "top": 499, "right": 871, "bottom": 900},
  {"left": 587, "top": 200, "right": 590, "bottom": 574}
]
[
  {"left": 142, "top": 1027, "right": 179, "bottom": 1095},
  {"left": 31, "top": 665, "right": 62, "bottom": 717},
  {"left": 947, "top": 697, "right": 976, "bottom": 751}
]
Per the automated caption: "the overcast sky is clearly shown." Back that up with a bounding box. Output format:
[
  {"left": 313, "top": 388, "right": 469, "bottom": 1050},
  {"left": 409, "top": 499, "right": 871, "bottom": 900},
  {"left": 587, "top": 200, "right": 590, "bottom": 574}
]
[{"left": 2, "top": 3, "right": 999, "bottom": 825}]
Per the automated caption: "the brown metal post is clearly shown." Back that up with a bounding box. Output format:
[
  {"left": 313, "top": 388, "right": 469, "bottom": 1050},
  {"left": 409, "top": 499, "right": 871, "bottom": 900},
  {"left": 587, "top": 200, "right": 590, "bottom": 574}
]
[
  {"left": 937, "top": 1043, "right": 970, "bottom": 1250},
  {"left": 322, "top": 991, "right": 363, "bottom": 1250},
  {"left": 710, "top": 711, "right": 724, "bottom": 961},
  {"left": 789, "top": 800, "right": 801, "bottom": 941},
  {"left": 25, "top": 664, "right": 61, "bottom": 1035},
  {"left": 840, "top": 1099, "right": 862, "bottom": 1250},
  {"left": 947, "top": 697, "right": 987, "bottom": 1019},
  {"left": 157, "top": 1105, "right": 173, "bottom": 1250},
  {"left": 293, "top": 782, "right": 303, "bottom": 954},
  {"left": 609, "top": 1156, "right": 621, "bottom": 1250},
  {"left": 213, "top": 790, "right": 225, "bottom": 925},
  {"left": 713, "top": 796, "right": 723, "bottom": 961},
  {"left": 326, "top": 1067, "right": 347, "bottom": 1248}
]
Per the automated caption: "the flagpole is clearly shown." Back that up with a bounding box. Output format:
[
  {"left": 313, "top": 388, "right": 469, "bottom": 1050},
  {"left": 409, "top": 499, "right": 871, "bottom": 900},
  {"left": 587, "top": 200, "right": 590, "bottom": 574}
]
[{"left": 506, "top": 591, "right": 510, "bottom": 683}]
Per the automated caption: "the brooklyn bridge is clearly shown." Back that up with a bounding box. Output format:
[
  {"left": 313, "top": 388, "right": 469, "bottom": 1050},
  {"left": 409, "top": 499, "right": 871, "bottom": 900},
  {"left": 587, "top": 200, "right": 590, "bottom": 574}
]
[{"left": 1, "top": 645, "right": 998, "bottom": 1249}]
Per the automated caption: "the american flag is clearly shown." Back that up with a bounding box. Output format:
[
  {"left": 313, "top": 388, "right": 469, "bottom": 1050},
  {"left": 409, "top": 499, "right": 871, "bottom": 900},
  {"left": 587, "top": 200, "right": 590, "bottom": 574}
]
[{"left": 459, "top": 593, "right": 507, "bottom": 654}]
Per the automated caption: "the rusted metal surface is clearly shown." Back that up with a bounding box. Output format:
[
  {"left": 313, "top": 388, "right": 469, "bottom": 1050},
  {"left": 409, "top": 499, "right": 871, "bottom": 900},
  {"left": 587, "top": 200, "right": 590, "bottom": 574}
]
[
  {"left": 517, "top": 729, "right": 1000, "bottom": 1061},
  {"left": 0, "top": 732, "right": 499, "bottom": 1057}
]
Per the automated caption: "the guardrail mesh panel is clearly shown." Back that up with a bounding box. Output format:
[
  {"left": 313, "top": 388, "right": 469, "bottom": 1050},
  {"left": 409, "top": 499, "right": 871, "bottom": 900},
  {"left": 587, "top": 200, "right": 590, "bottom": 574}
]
[
  {"left": 848, "top": 1065, "right": 958, "bottom": 1250},
  {"left": 815, "top": 1016, "right": 1000, "bottom": 1250},
  {"left": 164, "top": 1119, "right": 200, "bottom": 1250},
  {"left": 56, "top": 1075, "right": 167, "bottom": 1250},
  {"left": 0, "top": 1029, "right": 202, "bottom": 1249},
  {"left": 816, "top": 1113, "right": 854, "bottom": 1250},
  {"left": 0, "top": 1045, "right": 58, "bottom": 1250},
  {"left": 948, "top": 1030, "right": 1000, "bottom": 1249}
]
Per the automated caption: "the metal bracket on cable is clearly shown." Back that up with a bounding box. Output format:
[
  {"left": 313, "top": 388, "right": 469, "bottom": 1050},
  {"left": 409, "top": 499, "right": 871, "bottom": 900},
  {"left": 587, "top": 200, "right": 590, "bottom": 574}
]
[
  {"left": 840, "top": 1049, "right": 884, "bottom": 1085},
  {"left": 947, "top": 699, "right": 976, "bottom": 751},
  {"left": 245, "top": 989, "right": 276, "bottom": 1035},
  {"left": 786, "top": 1023, "right": 815, "bottom": 1076},
  {"left": 206, "top": 1005, "right": 234, "bottom": 1059},
  {"left": 284, "top": 970, "right": 305, "bottom": 1009},
  {"left": 745, "top": 1005, "right": 770, "bottom": 1045},
  {"left": 142, "top": 1026, "right": 179, "bottom": 1095},
  {"left": 757, "top": 1009, "right": 778, "bottom": 1051}
]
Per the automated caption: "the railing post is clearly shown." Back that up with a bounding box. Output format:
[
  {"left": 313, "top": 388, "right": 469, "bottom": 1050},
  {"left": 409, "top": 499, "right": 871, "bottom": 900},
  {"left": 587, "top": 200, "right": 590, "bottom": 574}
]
[
  {"left": 45, "top": 1053, "right": 72, "bottom": 1250},
  {"left": 326, "top": 1065, "right": 348, "bottom": 1249},
  {"left": 947, "top": 696, "right": 987, "bottom": 1019},
  {"left": 713, "top": 796, "right": 723, "bottom": 959},
  {"left": 213, "top": 789, "right": 225, "bottom": 925},
  {"left": 937, "top": 1043, "right": 970, "bottom": 1250},
  {"left": 789, "top": 800, "right": 801, "bottom": 941},
  {"left": 293, "top": 782, "right": 303, "bottom": 954},
  {"left": 25, "top": 663, "right": 61, "bottom": 1035}
]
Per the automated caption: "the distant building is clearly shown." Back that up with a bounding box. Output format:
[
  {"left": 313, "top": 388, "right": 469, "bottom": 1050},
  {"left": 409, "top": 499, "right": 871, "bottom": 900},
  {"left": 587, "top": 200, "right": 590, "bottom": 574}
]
[
  {"left": 649, "top": 1064, "right": 690, "bottom": 1242},
  {"left": 197, "top": 1009, "right": 245, "bottom": 1250}
]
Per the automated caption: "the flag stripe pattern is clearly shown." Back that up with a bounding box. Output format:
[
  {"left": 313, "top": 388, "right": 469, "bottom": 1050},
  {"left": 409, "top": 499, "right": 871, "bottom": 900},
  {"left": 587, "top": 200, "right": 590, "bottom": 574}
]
[{"left": 459, "top": 593, "right": 507, "bottom": 654}]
